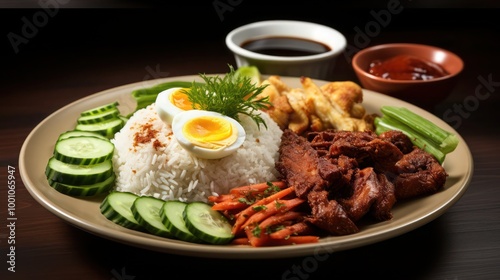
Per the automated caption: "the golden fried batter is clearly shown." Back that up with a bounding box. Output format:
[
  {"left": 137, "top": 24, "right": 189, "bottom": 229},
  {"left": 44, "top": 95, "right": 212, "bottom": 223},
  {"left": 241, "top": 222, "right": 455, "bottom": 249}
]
[
  {"left": 258, "top": 75, "right": 375, "bottom": 134},
  {"left": 258, "top": 76, "right": 293, "bottom": 130}
]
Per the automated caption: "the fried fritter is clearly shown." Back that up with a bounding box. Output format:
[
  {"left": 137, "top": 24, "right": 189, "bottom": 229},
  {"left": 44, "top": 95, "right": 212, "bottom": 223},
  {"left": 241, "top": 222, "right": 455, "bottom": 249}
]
[{"left": 258, "top": 75, "right": 375, "bottom": 134}]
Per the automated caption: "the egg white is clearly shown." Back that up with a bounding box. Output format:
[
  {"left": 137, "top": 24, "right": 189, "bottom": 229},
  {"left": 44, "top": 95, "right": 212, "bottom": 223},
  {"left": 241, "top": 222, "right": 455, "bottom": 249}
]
[
  {"left": 155, "top": 87, "right": 189, "bottom": 125},
  {"left": 172, "top": 110, "right": 246, "bottom": 159}
]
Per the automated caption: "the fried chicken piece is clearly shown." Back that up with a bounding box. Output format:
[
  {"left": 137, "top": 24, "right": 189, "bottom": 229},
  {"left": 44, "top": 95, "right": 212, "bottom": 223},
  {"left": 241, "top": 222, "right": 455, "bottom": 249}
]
[
  {"left": 320, "top": 81, "right": 365, "bottom": 118},
  {"left": 302, "top": 76, "right": 338, "bottom": 130},
  {"left": 284, "top": 88, "right": 310, "bottom": 135},
  {"left": 258, "top": 77, "right": 293, "bottom": 129},
  {"left": 267, "top": 75, "right": 291, "bottom": 93},
  {"left": 258, "top": 76, "right": 375, "bottom": 133},
  {"left": 302, "top": 77, "right": 372, "bottom": 131}
]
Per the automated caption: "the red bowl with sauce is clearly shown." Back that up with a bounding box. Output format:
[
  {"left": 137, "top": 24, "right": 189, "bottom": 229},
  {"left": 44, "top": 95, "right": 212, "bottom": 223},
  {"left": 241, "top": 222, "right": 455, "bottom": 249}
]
[{"left": 352, "top": 43, "right": 464, "bottom": 108}]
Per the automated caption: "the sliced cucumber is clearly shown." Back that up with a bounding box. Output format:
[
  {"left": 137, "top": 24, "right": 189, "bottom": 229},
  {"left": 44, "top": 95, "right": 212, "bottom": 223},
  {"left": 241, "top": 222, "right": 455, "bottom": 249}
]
[
  {"left": 53, "top": 136, "right": 114, "bottom": 165},
  {"left": 48, "top": 174, "right": 115, "bottom": 196},
  {"left": 119, "top": 115, "right": 129, "bottom": 124},
  {"left": 183, "top": 202, "right": 234, "bottom": 245},
  {"left": 57, "top": 130, "right": 109, "bottom": 141},
  {"left": 75, "top": 118, "right": 124, "bottom": 139},
  {"left": 160, "top": 201, "right": 204, "bottom": 243},
  {"left": 131, "top": 196, "right": 172, "bottom": 238},
  {"left": 100, "top": 191, "right": 143, "bottom": 230},
  {"left": 81, "top": 101, "right": 119, "bottom": 116},
  {"left": 45, "top": 157, "right": 114, "bottom": 186},
  {"left": 77, "top": 108, "right": 120, "bottom": 124}
]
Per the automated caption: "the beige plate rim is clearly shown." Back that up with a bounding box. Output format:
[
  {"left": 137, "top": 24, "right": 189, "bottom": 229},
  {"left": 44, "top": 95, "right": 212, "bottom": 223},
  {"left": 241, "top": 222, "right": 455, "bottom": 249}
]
[{"left": 19, "top": 75, "right": 473, "bottom": 259}]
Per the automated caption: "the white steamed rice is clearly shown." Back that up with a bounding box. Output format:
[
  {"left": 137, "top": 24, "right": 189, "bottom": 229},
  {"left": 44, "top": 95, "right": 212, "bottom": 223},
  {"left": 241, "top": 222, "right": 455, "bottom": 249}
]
[{"left": 111, "top": 104, "right": 283, "bottom": 203}]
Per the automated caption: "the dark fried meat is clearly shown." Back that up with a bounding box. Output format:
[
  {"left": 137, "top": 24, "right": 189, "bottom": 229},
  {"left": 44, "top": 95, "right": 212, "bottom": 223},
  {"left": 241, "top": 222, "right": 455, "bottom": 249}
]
[
  {"left": 275, "top": 129, "right": 447, "bottom": 236},
  {"left": 306, "top": 190, "right": 359, "bottom": 235},
  {"left": 365, "top": 138, "right": 404, "bottom": 175},
  {"left": 378, "top": 130, "right": 415, "bottom": 154},
  {"left": 317, "top": 155, "right": 357, "bottom": 191},
  {"left": 317, "top": 157, "right": 342, "bottom": 185},
  {"left": 371, "top": 173, "right": 396, "bottom": 221},
  {"left": 276, "top": 129, "right": 327, "bottom": 199},
  {"left": 393, "top": 148, "right": 448, "bottom": 199},
  {"left": 312, "top": 130, "right": 376, "bottom": 161},
  {"left": 336, "top": 167, "right": 395, "bottom": 222},
  {"left": 337, "top": 167, "right": 380, "bottom": 221},
  {"left": 310, "top": 130, "right": 404, "bottom": 174}
]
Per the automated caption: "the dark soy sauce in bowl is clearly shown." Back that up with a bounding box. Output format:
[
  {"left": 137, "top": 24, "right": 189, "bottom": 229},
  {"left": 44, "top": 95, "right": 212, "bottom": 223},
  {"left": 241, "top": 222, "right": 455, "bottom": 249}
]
[{"left": 240, "top": 36, "right": 331, "bottom": 57}]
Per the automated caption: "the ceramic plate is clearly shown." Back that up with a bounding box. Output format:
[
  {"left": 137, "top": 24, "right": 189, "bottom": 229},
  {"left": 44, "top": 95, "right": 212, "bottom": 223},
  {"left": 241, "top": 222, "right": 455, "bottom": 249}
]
[{"left": 19, "top": 75, "right": 473, "bottom": 259}]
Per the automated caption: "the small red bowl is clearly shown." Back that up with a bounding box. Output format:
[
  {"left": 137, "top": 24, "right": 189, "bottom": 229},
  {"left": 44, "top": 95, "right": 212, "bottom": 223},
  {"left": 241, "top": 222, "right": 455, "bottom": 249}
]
[{"left": 352, "top": 43, "right": 464, "bottom": 108}]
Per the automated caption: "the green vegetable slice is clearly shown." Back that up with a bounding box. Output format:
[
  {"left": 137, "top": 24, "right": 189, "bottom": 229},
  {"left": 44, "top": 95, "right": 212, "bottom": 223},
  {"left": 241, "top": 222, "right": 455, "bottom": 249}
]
[
  {"left": 81, "top": 101, "right": 119, "bottom": 116},
  {"left": 57, "top": 130, "right": 108, "bottom": 141},
  {"left": 160, "top": 201, "right": 204, "bottom": 243},
  {"left": 380, "top": 106, "right": 459, "bottom": 154},
  {"left": 75, "top": 118, "right": 124, "bottom": 139},
  {"left": 77, "top": 108, "right": 120, "bottom": 124},
  {"left": 131, "top": 196, "right": 172, "bottom": 238},
  {"left": 45, "top": 157, "right": 114, "bottom": 186},
  {"left": 48, "top": 174, "right": 115, "bottom": 197},
  {"left": 374, "top": 116, "right": 446, "bottom": 163},
  {"left": 183, "top": 202, "right": 234, "bottom": 245},
  {"left": 100, "top": 191, "right": 143, "bottom": 230},
  {"left": 53, "top": 136, "right": 114, "bottom": 165}
]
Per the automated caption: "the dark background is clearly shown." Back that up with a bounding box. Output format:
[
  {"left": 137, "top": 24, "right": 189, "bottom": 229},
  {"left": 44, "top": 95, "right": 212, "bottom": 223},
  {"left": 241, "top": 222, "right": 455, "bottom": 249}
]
[
  {"left": 2, "top": 1, "right": 499, "bottom": 100},
  {"left": 1, "top": 1, "right": 499, "bottom": 280},
  {"left": 2, "top": 1, "right": 499, "bottom": 121}
]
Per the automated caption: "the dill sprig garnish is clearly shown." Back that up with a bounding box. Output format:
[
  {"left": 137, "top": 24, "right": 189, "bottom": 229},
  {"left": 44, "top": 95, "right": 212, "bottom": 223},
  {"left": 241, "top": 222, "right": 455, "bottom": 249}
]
[{"left": 184, "top": 66, "right": 271, "bottom": 129}]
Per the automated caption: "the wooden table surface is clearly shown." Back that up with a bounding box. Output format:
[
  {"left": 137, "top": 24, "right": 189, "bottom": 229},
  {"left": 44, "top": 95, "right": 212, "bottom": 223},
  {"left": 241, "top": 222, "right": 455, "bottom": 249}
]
[{"left": 1, "top": 5, "right": 499, "bottom": 280}]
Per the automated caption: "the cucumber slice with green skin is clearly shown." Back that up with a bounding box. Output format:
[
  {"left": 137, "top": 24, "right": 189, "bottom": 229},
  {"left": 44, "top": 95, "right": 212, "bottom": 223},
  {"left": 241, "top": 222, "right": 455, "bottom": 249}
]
[
  {"left": 119, "top": 115, "right": 129, "bottom": 124},
  {"left": 77, "top": 108, "right": 120, "bottom": 124},
  {"left": 183, "top": 202, "right": 234, "bottom": 245},
  {"left": 81, "top": 101, "right": 119, "bottom": 116},
  {"left": 75, "top": 118, "right": 124, "bottom": 139},
  {"left": 57, "top": 130, "right": 109, "bottom": 141},
  {"left": 100, "top": 191, "right": 143, "bottom": 230},
  {"left": 53, "top": 136, "right": 114, "bottom": 165},
  {"left": 48, "top": 174, "right": 115, "bottom": 197},
  {"left": 160, "top": 201, "right": 205, "bottom": 243},
  {"left": 131, "top": 196, "right": 172, "bottom": 238},
  {"left": 45, "top": 157, "right": 114, "bottom": 186}
]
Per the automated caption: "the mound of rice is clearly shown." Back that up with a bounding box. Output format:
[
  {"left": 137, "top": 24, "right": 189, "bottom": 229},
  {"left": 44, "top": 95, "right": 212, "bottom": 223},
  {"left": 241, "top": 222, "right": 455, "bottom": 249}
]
[{"left": 111, "top": 104, "right": 283, "bottom": 203}]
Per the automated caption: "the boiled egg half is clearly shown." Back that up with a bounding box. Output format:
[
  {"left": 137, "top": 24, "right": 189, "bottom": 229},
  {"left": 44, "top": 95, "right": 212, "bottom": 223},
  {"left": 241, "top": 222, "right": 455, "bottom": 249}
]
[
  {"left": 156, "top": 87, "right": 198, "bottom": 125},
  {"left": 172, "top": 110, "right": 246, "bottom": 159}
]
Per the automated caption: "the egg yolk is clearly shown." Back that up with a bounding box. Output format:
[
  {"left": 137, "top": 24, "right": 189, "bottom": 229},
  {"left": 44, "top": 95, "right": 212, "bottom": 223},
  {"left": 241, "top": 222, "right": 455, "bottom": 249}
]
[
  {"left": 182, "top": 116, "right": 237, "bottom": 149},
  {"left": 169, "top": 88, "right": 196, "bottom": 111}
]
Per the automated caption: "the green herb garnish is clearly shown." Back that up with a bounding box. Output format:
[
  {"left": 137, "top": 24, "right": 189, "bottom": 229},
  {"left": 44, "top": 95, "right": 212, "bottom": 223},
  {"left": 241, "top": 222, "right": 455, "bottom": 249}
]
[
  {"left": 275, "top": 200, "right": 286, "bottom": 209},
  {"left": 252, "top": 225, "right": 262, "bottom": 237},
  {"left": 252, "top": 205, "right": 267, "bottom": 212},
  {"left": 263, "top": 181, "right": 281, "bottom": 196},
  {"left": 184, "top": 65, "right": 271, "bottom": 129}
]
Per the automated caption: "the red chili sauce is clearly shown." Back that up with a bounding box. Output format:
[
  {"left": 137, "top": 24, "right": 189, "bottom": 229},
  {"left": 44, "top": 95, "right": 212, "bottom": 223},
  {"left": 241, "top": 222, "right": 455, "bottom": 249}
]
[{"left": 368, "top": 54, "right": 448, "bottom": 81}]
